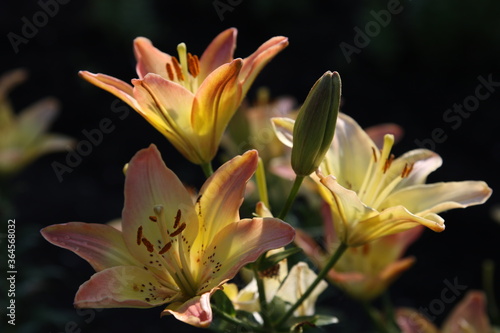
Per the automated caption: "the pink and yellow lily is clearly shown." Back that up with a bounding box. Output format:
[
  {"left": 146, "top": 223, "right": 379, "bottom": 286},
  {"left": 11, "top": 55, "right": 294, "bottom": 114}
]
[
  {"left": 41, "top": 146, "right": 295, "bottom": 327},
  {"left": 79, "top": 28, "right": 288, "bottom": 165}
]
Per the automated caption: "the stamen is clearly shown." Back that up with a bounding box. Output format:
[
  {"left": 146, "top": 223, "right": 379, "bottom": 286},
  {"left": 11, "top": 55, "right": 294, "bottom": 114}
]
[
  {"left": 187, "top": 53, "right": 200, "bottom": 77},
  {"left": 383, "top": 154, "right": 395, "bottom": 173},
  {"left": 170, "top": 223, "right": 187, "bottom": 237},
  {"left": 371, "top": 147, "right": 378, "bottom": 162},
  {"left": 142, "top": 237, "right": 155, "bottom": 252},
  {"left": 171, "top": 57, "right": 184, "bottom": 81},
  {"left": 166, "top": 63, "right": 175, "bottom": 81},
  {"left": 149, "top": 216, "right": 158, "bottom": 222},
  {"left": 159, "top": 241, "right": 172, "bottom": 254},
  {"left": 401, "top": 163, "right": 414, "bottom": 178},
  {"left": 176, "top": 43, "right": 189, "bottom": 82},
  {"left": 173, "top": 209, "right": 181, "bottom": 229},
  {"left": 137, "top": 226, "right": 143, "bottom": 245}
]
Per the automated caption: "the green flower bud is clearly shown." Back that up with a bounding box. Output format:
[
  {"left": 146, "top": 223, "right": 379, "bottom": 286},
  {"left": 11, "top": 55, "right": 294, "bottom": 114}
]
[{"left": 291, "top": 71, "right": 341, "bottom": 176}]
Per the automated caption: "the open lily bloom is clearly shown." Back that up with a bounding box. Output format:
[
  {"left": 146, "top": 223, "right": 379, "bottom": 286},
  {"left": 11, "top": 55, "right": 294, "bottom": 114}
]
[
  {"left": 41, "top": 146, "right": 295, "bottom": 327},
  {"left": 80, "top": 28, "right": 288, "bottom": 165},
  {"left": 296, "top": 202, "right": 423, "bottom": 301},
  {"left": 396, "top": 291, "right": 497, "bottom": 333},
  {"left": 273, "top": 113, "right": 492, "bottom": 246},
  {"left": 0, "top": 69, "right": 74, "bottom": 175}
]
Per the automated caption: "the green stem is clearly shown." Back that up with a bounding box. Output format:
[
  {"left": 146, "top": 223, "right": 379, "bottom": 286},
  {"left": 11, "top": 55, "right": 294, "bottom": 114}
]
[
  {"left": 255, "top": 157, "right": 270, "bottom": 208},
  {"left": 200, "top": 162, "right": 214, "bottom": 178},
  {"left": 212, "top": 305, "right": 267, "bottom": 333},
  {"left": 253, "top": 263, "right": 271, "bottom": 328},
  {"left": 483, "top": 259, "right": 500, "bottom": 325},
  {"left": 278, "top": 175, "right": 305, "bottom": 220},
  {"left": 362, "top": 302, "right": 391, "bottom": 333},
  {"left": 381, "top": 292, "right": 400, "bottom": 332},
  {"left": 274, "top": 242, "right": 348, "bottom": 328}
]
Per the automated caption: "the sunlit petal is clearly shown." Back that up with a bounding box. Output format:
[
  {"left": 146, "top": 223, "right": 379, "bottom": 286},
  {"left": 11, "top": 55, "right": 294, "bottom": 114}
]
[{"left": 41, "top": 222, "right": 141, "bottom": 272}]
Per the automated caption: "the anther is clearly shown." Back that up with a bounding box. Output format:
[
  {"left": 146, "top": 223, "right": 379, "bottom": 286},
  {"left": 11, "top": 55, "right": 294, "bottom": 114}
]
[
  {"left": 401, "top": 163, "right": 414, "bottom": 178},
  {"left": 383, "top": 154, "right": 395, "bottom": 173},
  {"left": 371, "top": 147, "right": 378, "bottom": 162},
  {"left": 159, "top": 241, "right": 172, "bottom": 254},
  {"left": 187, "top": 53, "right": 200, "bottom": 78},
  {"left": 136, "top": 226, "right": 143, "bottom": 245},
  {"left": 173, "top": 209, "right": 181, "bottom": 229},
  {"left": 166, "top": 63, "right": 175, "bottom": 81},
  {"left": 149, "top": 216, "right": 158, "bottom": 222},
  {"left": 142, "top": 237, "right": 155, "bottom": 253},
  {"left": 171, "top": 57, "right": 184, "bottom": 81},
  {"left": 170, "top": 222, "right": 186, "bottom": 237}
]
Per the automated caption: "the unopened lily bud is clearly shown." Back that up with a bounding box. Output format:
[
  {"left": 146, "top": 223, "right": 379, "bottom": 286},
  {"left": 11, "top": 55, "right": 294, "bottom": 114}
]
[{"left": 291, "top": 71, "right": 341, "bottom": 176}]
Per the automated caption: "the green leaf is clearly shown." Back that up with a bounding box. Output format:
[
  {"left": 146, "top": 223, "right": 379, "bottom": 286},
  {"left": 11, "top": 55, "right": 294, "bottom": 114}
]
[{"left": 212, "top": 289, "right": 236, "bottom": 317}]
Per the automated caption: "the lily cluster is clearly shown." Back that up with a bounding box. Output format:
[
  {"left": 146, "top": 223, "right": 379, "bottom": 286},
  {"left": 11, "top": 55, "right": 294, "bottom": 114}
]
[{"left": 39, "top": 28, "right": 496, "bottom": 332}]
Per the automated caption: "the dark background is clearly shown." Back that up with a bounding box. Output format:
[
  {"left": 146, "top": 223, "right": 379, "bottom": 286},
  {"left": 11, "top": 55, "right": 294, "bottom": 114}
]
[{"left": 1, "top": 0, "right": 499, "bottom": 332}]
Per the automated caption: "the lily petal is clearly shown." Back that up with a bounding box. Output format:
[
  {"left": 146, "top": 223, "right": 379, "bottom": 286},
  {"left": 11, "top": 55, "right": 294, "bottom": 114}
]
[
  {"left": 320, "top": 174, "right": 379, "bottom": 242},
  {"left": 134, "top": 37, "right": 173, "bottom": 79},
  {"left": 78, "top": 71, "right": 139, "bottom": 111},
  {"left": 276, "top": 262, "right": 327, "bottom": 316},
  {"left": 122, "top": 145, "right": 198, "bottom": 265},
  {"left": 239, "top": 36, "right": 289, "bottom": 96},
  {"left": 325, "top": 113, "right": 376, "bottom": 190},
  {"left": 17, "top": 97, "right": 59, "bottom": 141},
  {"left": 271, "top": 117, "right": 295, "bottom": 148},
  {"left": 349, "top": 205, "right": 445, "bottom": 246},
  {"left": 199, "top": 28, "right": 237, "bottom": 80},
  {"left": 41, "top": 222, "right": 141, "bottom": 271},
  {"left": 133, "top": 74, "right": 195, "bottom": 136},
  {"left": 197, "top": 149, "right": 258, "bottom": 248},
  {"left": 198, "top": 217, "right": 295, "bottom": 292},
  {"left": 191, "top": 60, "right": 242, "bottom": 161},
  {"left": 396, "top": 308, "right": 439, "bottom": 333},
  {"left": 74, "top": 266, "right": 178, "bottom": 308},
  {"left": 163, "top": 292, "right": 213, "bottom": 328},
  {"left": 382, "top": 181, "right": 492, "bottom": 215},
  {"left": 442, "top": 291, "right": 492, "bottom": 333},
  {"left": 384, "top": 149, "right": 442, "bottom": 190}
]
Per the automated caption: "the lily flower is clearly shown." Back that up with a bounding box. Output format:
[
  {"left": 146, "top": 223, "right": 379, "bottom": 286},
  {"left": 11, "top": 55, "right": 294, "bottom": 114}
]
[
  {"left": 79, "top": 28, "right": 288, "bottom": 165},
  {"left": 396, "top": 290, "right": 497, "bottom": 332},
  {"left": 0, "top": 69, "right": 74, "bottom": 175},
  {"left": 41, "top": 146, "right": 295, "bottom": 327},
  {"left": 273, "top": 113, "right": 492, "bottom": 246}
]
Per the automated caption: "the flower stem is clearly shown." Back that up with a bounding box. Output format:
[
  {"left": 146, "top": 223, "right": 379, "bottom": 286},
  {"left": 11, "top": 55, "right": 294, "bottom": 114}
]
[
  {"left": 200, "top": 162, "right": 214, "bottom": 178},
  {"left": 253, "top": 264, "right": 271, "bottom": 328},
  {"left": 212, "top": 304, "right": 267, "bottom": 333},
  {"left": 255, "top": 157, "right": 270, "bottom": 208},
  {"left": 278, "top": 175, "right": 305, "bottom": 220},
  {"left": 274, "top": 242, "right": 348, "bottom": 328}
]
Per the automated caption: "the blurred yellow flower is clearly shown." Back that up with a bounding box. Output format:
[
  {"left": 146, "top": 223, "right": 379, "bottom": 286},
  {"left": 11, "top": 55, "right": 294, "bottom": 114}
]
[{"left": 0, "top": 69, "right": 74, "bottom": 175}]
